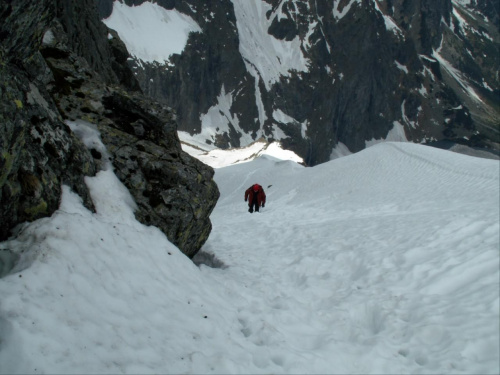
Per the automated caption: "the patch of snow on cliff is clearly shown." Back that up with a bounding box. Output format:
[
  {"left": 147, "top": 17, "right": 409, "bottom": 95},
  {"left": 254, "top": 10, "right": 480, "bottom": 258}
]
[
  {"left": 365, "top": 121, "right": 408, "bottom": 148},
  {"left": 401, "top": 100, "right": 417, "bottom": 129},
  {"left": 372, "top": 0, "right": 404, "bottom": 36},
  {"left": 273, "top": 109, "right": 297, "bottom": 125},
  {"left": 65, "top": 120, "right": 112, "bottom": 169},
  {"left": 274, "top": 0, "right": 289, "bottom": 21},
  {"left": 452, "top": 6, "right": 470, "bottom": 33},
  {"left": 330, "top": 142, "right": 352, "bottom": 160},
  {"left": 452, "top": 0, "right": 472, "bottom": 6},
  {"left": 246, "top": 64, "right": 268, "bottom": 128},
  {"left": 198, "top": 85, "right": 247, "bottom": 143},
  {"left": 272, "top": 125, "right": 288, "bottom": 142},
  {"left": 333, "top": 0, "right": 361, "bottom": 21},
  {"left": 419, "top": 84, "right": 429, "bottom": 97},
  {"left": 452, "top": 4, "right": 494, "bottom": 42},
  {"left": 197, "top": 86, "right": 260, "bottom": 148},
  {"left": 482, "top": 79, "right": 493, "bottom": 91},
  {"left": 273, "top": 109, "right": 309, "bottom": 138},
  {"left": 103, "top": 1, "right": 201, "bottom": 63},
  {"left": 231, "top": 0, "right": 310, "bottom": 90},
  {"left": 432, "top": 41, "right": 483, "bottom": 104},
  {"left": 42, "top": 30, "right": 55, "bottom": 45},
  {"left": 303, "top": 21, "right": 319, "bottom": 51},
  {"left": 395, "top": 61, "right": 408, "bottom": 73}
]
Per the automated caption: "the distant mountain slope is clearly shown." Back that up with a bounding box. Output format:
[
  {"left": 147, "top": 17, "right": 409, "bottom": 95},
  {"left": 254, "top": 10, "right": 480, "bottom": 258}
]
[{"left": 99, "top": 0, "right": 499, "bottom": 165}]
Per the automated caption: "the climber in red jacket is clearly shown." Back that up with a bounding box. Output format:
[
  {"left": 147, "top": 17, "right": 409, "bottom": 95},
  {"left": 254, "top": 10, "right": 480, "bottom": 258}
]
[{"left": 245, "top": 184, "right": 266, "bottom": 213}]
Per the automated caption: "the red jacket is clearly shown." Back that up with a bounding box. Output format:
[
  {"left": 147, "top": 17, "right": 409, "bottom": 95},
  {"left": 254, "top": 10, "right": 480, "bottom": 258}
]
[{"left": 245, "top": 184, "right": 266, "bottom": 207}]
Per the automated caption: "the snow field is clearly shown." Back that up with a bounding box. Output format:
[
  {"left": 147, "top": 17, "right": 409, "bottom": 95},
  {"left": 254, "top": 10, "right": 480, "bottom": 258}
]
[
  {"left": 0, "top": 172, "right": 255, "bottom": 374},
  {"left": 201, "top": 142, "right": 499, "bottom": 373},
  {"left": 0, "top": 141, "right": 498, "bottom": 374}
]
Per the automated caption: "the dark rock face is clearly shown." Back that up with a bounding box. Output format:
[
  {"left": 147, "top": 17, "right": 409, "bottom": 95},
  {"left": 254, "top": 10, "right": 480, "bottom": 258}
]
[
  {"left": 99, "top": 91, "right": 219, "bottom": 257},
  {"left": 106, "top": 0, "right": 499, "bottom": 165},
  {"left": 0, "top": 1, "right": 96, "bottom": 241},
  {"left": 0, "top": 0, "right": 219, "bottom": 258}
]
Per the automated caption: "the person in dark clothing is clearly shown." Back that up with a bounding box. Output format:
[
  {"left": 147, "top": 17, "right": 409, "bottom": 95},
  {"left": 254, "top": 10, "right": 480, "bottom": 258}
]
[{"left": 244, "top": 184, "right": 266, "bottom": 213}]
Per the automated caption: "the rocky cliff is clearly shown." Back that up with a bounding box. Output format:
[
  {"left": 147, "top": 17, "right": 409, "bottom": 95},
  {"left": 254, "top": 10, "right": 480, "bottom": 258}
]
[
  {"left": 99, "top": 0, "right": 499, "bottom": 165},
  {"left": 0, "top": 0, "right": 219, "bottom": 258}
]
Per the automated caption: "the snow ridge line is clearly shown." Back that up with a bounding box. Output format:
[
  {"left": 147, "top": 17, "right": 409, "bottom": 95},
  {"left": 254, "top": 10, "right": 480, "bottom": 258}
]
[{"left": 386, "top": 143, "right": 499, "bottom": 181}]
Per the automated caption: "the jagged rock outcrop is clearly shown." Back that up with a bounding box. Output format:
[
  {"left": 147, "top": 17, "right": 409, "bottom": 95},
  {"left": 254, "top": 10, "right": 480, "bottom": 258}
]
[
  {"left": 99, "top": 91, "right": 219, "bottom": 255},
  {"left": 100, "top": 0, "right": 499, "bottom": 165},
  {"left": 0, "top": 0, "right": 219, "bottom": 258},
  {"left": 0, "top": 1, "right": 96, "bottom": 241}
]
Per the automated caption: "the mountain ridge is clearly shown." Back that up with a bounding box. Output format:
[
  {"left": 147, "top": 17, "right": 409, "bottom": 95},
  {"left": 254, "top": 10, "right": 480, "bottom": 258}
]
[{"left": 100, "top": 0, "right": 499, "bottom": 165}]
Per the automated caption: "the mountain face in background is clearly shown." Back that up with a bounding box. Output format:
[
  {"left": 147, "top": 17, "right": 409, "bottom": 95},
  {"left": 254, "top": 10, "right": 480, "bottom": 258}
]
[{"left": 98, "top": 0, "right": 499, "bottom": 165}]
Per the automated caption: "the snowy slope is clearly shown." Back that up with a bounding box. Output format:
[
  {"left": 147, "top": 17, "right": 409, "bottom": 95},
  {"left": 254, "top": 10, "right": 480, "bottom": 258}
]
[
  {"left": 205, "top": 143, "right": 499, "bottom": 374},
  {"left": 0, "top": 142, "right": 499, "bottom": 374}
]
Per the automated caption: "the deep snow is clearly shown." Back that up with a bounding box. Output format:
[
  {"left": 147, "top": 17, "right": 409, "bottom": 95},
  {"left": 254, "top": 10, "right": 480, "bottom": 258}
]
[{"left": 0, "top": 137, "right": 498, "bottom": 374}]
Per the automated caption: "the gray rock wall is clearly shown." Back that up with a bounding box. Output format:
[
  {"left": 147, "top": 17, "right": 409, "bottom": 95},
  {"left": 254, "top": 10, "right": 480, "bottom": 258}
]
[
  {"left": 0, "top": 1, "right": 96, "bottom": 241},
  {"left": 0, "top": 0, "right": 219, "bottom": 258}
]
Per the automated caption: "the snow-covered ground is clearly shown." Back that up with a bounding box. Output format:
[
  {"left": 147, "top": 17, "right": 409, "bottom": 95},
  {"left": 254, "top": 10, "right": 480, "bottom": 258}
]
[{"left": 0, "top": 137, "right": 499, "bottom": 374}]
